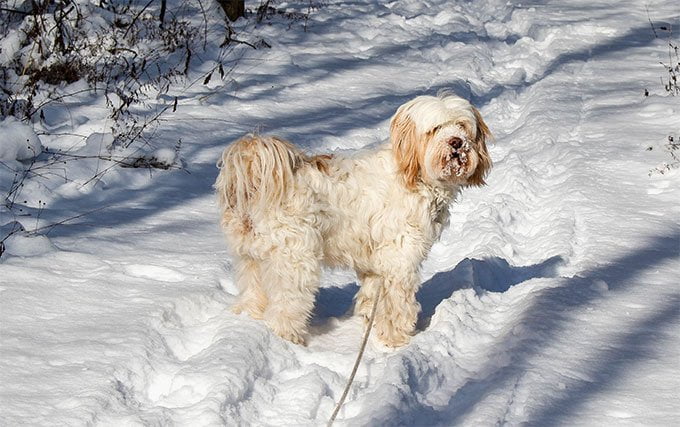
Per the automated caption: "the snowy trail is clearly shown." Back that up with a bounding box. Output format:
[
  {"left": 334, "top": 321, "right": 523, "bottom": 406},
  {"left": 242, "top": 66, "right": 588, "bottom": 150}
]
[{"left": 2, "top": 0, "right": 679, "bottom": 425}]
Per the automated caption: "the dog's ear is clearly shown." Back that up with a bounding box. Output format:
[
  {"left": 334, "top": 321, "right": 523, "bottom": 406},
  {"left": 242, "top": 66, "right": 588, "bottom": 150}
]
[
  {"left": 467, "top": 106, "right": 492, "bottom": 187},
  {"left": 391, "top": 109, "right": 421, "bottom": 190}
]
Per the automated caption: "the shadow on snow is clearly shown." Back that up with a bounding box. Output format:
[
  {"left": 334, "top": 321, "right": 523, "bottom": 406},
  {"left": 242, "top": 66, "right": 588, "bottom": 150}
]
[
  {"left": 30, "top": 2, "right": 659, "bottom": 241},
  {"left": 310, "top": 255, "right": 564, "bottom": 328},
  {"left": 368, "top": 231, "right": 680, "bottom": 426}
]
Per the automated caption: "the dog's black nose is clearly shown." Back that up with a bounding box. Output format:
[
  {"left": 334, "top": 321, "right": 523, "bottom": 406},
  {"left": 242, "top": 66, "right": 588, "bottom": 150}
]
[{"left": 448, "top": 137, "right": 463, "bottom": 149}]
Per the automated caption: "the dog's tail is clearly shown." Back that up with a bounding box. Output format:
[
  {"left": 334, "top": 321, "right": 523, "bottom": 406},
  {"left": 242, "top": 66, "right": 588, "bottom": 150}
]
[{"left": 215, "top": 134, "right": 305, "bottom": 224}]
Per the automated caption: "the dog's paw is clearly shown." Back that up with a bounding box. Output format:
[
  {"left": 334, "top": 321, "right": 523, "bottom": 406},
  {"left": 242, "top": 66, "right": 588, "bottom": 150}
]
[
  {"left": 353, "top": 295, "right": 375, "bottom": 319},
  {"left": 273, "top": 328, "right": 307, "bottom": 346},
  {"left": 376, "top": 330, "right": 411, "bottom": 348},
  {"left": 264, "top": 318, "right": 308, "bottom": 346},
  {"left": 373, "top": 318, "right": 414, "bottom": 348},
  {"left": 231, "top": 302, "right": 265, "bottom": 320}
]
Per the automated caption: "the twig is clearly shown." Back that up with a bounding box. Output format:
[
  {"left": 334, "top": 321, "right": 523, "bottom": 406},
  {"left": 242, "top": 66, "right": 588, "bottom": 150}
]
[
  {"left": 257, "top": 0, "right": 271, "bottom": 23},
  {"left": 646, "top": 5, "right": 658, "bottom": 38},
  {"left": 29, "top": 205, "right": 110, "bottom": 236},
  {"left": 123, "top": 0, "right": 154, "bottom": 39},
  {"left": 197, "top": 0, "right": 209, "bottom": 50},
  {"left": 0, "top": 7, "right": 32, "bottom": 15},
  {"left": 159, "top": 0, "right": 167, "bottom": 28},
  {"left": 184, "top": 40, "right": 192, "bottom": 75},
  {"left": 28, "top": 88, "right": 93, "bottom": 119}
]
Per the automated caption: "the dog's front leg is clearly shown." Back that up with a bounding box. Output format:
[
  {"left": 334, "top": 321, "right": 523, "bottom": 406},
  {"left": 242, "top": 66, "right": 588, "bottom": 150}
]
[
  {"left": 355, "top": 269, "right": 420, "bottom": 347},
  {"left": 354, "top": 272, "right": 382, "bottom": 319},
  {"left": 376, "top": 269, "right": 420, "bottom": 347}
]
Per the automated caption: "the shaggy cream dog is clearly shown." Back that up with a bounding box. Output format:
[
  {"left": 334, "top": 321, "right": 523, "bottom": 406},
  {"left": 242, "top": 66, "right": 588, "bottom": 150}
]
[{"left": 215, "top": 94, "right": 491, "bottom": 347}]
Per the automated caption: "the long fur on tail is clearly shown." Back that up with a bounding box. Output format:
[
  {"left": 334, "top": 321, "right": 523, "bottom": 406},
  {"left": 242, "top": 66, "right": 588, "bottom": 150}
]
[{"left": 215, "top": 134, "right": 304, "bottom": 227}]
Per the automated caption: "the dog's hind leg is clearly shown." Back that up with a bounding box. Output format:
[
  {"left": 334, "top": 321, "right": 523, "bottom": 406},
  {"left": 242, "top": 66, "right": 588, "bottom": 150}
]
[
  {"left": 261, "top": 230, "right": 322, "bottom": 345},
  {"left": 232, "top": 256, "right": 268, "bottom": 319}
]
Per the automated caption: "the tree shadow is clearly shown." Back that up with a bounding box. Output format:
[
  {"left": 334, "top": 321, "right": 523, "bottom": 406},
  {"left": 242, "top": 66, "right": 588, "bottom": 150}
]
[
  {"left": 416, "top": 256, "right": 565, "bottom": 330},
  {"left": 471, "top": 24, "right": 659, "bottom": 107},
  {"left": 528, "top": 293, "right": 680, "bottom": 425},
  {"left": 309, "top": 255, "right": 564, "bottom": 329},
  {"left": 373, "top": 231, "right": 680, "bottom": 426},
  {"left": 38, "top": 159, "right": 219, "bottom": 240},
  {"left": 24, "top": 9, "right": 660, "bottom": 241}
]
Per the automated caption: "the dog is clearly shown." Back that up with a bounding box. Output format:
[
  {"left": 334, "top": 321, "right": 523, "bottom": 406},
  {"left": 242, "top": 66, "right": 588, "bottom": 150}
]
[{"left": 215, "top": 94, "right": 491, "bottom": 347}]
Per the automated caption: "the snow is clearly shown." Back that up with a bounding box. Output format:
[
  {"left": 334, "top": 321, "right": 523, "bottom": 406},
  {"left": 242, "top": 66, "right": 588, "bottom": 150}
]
[
  {"left": 151, "top": 148, "right": 178, "bottom": 168},
  {"left": 0, "top": 116, "right": 43, "bottom": 161},
  {"left": 1, "top": 0, "right": 679, "bottom": 426},
  {"left": 2, "top": 233, "right": 55, "bottom": 257},
  {"left": 0, "top": 28, "right": 23, "bottom": 66}
]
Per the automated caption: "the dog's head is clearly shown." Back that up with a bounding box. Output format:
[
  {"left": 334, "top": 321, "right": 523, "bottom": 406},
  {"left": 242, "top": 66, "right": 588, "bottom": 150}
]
[{"left": 390, "top": 94, "right": 492, "bottom": 189}]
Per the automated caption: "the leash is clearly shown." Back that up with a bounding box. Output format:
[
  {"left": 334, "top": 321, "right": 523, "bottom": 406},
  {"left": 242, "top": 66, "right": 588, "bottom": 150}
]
[{"left": 327, "top": 291, "right": 380, "bottom": 427}]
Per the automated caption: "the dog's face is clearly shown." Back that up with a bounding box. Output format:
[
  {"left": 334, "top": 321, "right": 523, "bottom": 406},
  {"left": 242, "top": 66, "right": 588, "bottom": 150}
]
[{"left": 390, "top": 95, "right": 492, "bottom": 189}]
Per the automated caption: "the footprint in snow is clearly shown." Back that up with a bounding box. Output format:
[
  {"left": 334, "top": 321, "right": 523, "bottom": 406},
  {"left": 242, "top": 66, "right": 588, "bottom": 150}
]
[{"left": 141, "top": 292, "right": 241, "bottom": 408}]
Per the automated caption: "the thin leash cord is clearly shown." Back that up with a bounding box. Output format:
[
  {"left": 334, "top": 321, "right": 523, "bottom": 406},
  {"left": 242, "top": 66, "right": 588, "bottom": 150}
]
[{"left": 327, "top": 291, "right": 380, "bottom": 427}]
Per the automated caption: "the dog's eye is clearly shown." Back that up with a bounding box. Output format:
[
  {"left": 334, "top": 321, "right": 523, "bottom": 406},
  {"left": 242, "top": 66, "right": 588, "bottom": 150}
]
[{"left": 431, "top": 125, "right": 442, "bottom": 134}]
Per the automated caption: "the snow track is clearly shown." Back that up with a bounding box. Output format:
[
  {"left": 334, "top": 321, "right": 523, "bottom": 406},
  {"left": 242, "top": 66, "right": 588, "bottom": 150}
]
[{"left": 2, "top": 0, "right": 679, "bottom": 425}]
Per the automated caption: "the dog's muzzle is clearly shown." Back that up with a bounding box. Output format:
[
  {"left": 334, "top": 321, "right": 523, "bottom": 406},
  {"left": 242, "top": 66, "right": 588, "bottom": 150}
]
[{"left": 442, "top": 136, "right": 470, "bottom": 178}]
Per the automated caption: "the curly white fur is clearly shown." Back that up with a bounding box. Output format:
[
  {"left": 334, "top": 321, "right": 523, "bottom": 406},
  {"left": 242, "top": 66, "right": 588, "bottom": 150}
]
[{"left": 215, "top": 94, "right": 492, "bottom": 347}]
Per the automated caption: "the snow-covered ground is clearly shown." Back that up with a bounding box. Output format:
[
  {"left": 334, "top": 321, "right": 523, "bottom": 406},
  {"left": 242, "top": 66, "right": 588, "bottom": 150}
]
[{"left": 2, "top": 0, "right": 679, "bottom": 425}]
